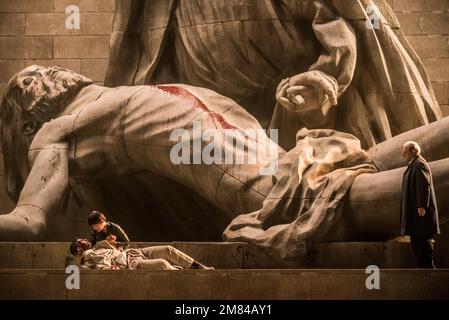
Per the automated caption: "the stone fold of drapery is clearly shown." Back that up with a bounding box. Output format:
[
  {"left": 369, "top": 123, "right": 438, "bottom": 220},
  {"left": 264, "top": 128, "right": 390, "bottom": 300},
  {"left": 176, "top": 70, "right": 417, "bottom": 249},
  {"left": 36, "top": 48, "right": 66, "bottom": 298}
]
[
  {"left": 104, "top": 0, "right": 442, "bottom": 151},
  {"left": 223, "top": 128, "right": 377, "bottom": 259}
]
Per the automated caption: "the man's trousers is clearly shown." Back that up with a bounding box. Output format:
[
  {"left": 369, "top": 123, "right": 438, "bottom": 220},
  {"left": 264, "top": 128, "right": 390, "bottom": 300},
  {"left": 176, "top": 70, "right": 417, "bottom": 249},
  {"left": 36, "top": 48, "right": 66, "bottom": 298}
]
[
  {"left": 128, "top": 245, "right": 195, "bottom": 270},
  {"left": 410, "top": 236, "right": 436, "bottom": 268}
]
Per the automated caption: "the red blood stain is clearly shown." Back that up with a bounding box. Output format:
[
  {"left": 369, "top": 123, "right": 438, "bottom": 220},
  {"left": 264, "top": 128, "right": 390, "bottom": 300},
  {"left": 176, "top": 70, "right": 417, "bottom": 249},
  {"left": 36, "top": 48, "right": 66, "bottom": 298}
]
[
  {"left": 156, "top": 85, "right": 238, "bottom": 130},
  {"left": 156, "top": 85, "right": 259, "bottom": 143}
]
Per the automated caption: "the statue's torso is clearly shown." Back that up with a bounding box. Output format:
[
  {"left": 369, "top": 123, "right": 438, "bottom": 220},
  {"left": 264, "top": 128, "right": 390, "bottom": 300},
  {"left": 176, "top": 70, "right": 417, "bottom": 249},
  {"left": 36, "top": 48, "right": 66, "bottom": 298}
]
[
  {"left": 64, "top": 84, "right": 273, "bottom": 214},
  {"left": 66, "top": 86, "right": 182, "bottom": 178},
  {"left": 153, "top": 0, "right": 320, "bottom": 127}
]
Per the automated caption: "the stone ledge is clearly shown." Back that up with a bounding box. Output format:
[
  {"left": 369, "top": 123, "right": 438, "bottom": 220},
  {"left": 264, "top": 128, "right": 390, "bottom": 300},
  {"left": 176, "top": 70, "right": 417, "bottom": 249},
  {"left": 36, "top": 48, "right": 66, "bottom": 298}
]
[
  {"left": 0, "top": 269, "right": 448, "bottom": 300},
  {"left": 0, "top": 241, "right": 438, "bottom": 269}
]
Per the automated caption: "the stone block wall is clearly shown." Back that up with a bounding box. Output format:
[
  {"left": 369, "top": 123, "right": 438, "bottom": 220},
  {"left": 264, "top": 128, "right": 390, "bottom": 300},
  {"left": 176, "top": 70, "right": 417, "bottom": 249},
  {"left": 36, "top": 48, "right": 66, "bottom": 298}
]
[{"left": 392, "top": 0, "right": 449, "bottom": 115}]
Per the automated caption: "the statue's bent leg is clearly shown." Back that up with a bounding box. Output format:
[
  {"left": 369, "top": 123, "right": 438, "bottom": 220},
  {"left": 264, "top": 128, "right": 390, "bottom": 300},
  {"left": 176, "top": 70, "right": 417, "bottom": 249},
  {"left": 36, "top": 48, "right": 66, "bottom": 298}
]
[
  {"left": 368, "top": 116, "right": 449, "bottom": 171},
  {"left": 345, "top": 158, "right": 449, "bottom": 240}
]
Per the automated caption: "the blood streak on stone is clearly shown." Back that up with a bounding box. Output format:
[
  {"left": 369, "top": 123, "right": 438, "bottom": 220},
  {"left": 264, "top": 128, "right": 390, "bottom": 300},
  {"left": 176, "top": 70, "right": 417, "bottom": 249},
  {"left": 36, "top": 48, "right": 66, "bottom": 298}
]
[
  {"left": 156, "top": 85, "right": 259, "bottom": 143},
  {"left": 156, "top": 85, "right": 237, "bottom": 130}
]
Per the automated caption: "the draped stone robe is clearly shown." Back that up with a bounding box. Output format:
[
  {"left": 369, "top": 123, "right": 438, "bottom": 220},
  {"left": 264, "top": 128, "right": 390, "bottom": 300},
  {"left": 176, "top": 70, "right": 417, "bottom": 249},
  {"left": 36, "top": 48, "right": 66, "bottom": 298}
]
[{"left": 105, "top": 0, "right": 442, "bottom": 150}]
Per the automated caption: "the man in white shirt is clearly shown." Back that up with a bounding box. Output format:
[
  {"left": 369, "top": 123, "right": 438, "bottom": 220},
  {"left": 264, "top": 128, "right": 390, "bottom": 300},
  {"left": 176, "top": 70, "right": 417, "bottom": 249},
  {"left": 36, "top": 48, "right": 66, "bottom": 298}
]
[{"left": 70, "top": 238, "right": 213, "bottom": 270}]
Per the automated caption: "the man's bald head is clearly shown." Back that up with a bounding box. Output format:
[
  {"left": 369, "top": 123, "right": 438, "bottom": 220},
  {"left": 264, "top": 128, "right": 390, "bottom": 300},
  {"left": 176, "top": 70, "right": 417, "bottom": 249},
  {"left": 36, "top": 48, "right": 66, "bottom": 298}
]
[{"left": 402, "top": 141, "right": 421, "bottom": 162}]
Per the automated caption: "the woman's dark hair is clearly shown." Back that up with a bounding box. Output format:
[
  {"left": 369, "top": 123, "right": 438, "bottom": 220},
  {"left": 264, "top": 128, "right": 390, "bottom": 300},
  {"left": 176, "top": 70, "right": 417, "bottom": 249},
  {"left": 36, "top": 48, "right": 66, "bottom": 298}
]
[
  {"left": 88, "top": 210, "right": 107, "bottom": 225},
  {"left": 69, "top": 238, "right": 79, "bottom": 256}
]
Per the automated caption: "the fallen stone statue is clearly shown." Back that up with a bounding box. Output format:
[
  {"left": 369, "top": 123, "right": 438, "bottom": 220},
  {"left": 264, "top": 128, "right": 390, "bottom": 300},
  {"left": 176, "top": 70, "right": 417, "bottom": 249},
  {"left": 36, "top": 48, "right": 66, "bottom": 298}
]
[{"left": 0, "top": 66, "right": 448, "bottom": 259}]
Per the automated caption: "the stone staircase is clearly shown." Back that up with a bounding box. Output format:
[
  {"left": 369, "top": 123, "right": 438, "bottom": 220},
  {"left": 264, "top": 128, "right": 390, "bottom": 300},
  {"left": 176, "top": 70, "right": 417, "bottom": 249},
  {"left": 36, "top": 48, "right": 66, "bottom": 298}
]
[
  {"left": 2, "top": 269, "right": 449, "bottom": 300},
  {"left": 1, "top": 241, "right": 449, "bottom": 299}
]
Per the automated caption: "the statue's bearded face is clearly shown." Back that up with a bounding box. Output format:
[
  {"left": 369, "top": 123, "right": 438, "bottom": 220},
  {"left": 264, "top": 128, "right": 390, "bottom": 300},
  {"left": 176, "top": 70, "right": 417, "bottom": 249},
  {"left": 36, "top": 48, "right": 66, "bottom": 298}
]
[{"left": 10, "top": 65, "right": 92, "bottom": 135}]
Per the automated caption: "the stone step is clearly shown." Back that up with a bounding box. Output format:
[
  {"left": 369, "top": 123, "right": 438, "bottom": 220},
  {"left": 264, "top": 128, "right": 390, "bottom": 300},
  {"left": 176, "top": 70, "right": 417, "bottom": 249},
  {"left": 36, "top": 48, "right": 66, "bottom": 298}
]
[
  {"left": 1, "top": 241, "right": 446, "bottom": 269},
  {"left": 1, "top": 269, "right": 448, "bottom": 299}
]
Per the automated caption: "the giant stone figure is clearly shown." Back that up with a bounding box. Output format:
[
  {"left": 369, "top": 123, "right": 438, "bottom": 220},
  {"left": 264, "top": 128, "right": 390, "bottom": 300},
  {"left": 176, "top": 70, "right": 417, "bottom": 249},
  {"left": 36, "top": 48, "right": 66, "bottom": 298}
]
[
  {"left": 0, "top": 65, "right": 448, "bottom": 260},
  {"left": 0, "top": 1, "right": 448, "bottom": 260},
  {"left": 105, "top": 0, "right": 442, "bottom": 150}
]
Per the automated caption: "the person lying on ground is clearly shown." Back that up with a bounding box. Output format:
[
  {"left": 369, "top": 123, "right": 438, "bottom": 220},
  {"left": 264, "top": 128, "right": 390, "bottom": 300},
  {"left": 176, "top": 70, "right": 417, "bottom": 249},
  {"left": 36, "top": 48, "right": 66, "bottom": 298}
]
[{"left": 69, "top": 238, "right": 214, "bottom": 270}]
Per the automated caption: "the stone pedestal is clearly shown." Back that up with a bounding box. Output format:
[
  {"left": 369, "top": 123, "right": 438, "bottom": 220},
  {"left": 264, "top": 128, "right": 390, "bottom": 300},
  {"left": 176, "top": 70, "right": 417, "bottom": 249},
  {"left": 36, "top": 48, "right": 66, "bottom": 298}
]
[
  {"left": 0, "top": 241, "right": 447, "bottom": 269},
  {"left": 0, "top": 269, "right": 448, "bottom": 300}
]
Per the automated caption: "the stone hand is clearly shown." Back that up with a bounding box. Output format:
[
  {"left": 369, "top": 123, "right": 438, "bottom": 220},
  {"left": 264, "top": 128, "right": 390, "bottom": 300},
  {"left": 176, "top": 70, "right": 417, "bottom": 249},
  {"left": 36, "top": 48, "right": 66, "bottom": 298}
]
[{"left": 276, "top": 70, "right": 338, "bottom": 115}]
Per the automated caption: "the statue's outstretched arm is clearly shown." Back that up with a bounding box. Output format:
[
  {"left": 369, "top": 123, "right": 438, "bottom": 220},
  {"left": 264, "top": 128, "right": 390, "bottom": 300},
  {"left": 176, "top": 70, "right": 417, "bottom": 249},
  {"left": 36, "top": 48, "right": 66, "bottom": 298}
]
[
  {"left": 0, "top": 116, "right": 73, "bottom": 240},
  {"left": 369, "top": 116, "right": 449, "bottom": 171}
]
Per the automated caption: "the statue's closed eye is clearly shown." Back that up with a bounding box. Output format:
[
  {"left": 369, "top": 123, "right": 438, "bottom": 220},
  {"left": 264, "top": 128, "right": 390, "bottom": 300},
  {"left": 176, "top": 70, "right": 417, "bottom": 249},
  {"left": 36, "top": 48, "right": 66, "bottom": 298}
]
[{"left": 23, "top": 77, "right": 33, "bottom": 86}]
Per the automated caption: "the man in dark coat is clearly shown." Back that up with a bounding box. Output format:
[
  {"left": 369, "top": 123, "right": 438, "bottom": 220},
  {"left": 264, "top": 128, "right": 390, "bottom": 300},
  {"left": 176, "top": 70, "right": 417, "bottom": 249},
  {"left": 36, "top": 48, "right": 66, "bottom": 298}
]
[{"left": 401, "top": 141, "right": 440, "bottom": 268}]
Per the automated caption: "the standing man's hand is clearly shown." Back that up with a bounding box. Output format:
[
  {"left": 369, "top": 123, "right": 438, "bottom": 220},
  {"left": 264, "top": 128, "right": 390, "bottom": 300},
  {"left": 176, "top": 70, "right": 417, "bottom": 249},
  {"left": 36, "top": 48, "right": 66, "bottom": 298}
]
[{"left": 418, "top": 207, "right": 426, "bottom": 217}]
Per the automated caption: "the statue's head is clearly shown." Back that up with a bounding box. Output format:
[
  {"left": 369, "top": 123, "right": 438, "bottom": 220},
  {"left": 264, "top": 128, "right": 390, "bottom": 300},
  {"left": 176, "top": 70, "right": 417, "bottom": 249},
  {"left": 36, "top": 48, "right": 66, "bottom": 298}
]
[
  {"left": 0, "top": 65, "right": 92, "bottom": 201},
  {"left": 1, "top": 65, "right": 92, "bottom": 136}
]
